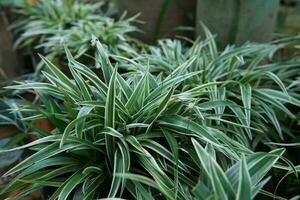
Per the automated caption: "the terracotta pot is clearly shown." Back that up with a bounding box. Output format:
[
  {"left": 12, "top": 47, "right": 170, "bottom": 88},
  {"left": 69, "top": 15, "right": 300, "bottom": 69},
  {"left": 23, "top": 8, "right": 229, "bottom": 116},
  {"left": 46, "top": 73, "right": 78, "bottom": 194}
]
[
  {"left": 33, "top": 119, "right": 53, "bottom": 133},
  {"left": 0, "top": 125, "right": 19, "bottom": 139}
]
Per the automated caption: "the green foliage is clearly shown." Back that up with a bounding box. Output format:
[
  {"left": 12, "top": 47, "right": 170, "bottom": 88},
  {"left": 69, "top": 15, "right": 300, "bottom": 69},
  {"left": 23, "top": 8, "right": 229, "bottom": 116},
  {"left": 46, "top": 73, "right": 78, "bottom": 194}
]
[
  {"left": 116, "top": 32, "right": 300, "bottom": 146},
  {"left": 1, "top": 1, "right": 299, "bottom": 198},
  {"left": 1, "top": 34, "right": 299, "bottom": 199},
  {"left": 11, "top": 0, "right": 138, "bottom": 68},
  {"left": 0, "top": 98, "right": 26, "bottom": 131}
]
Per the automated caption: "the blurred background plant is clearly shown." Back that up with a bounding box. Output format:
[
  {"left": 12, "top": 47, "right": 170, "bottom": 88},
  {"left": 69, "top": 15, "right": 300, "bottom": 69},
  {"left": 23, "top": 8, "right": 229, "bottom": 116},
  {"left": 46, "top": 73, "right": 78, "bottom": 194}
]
[
  {"left": 9, "top": 0, "right": 139, "bottom": 72},
  {"left": 0, "top": 0, "right": 140, "bottom": 158}
]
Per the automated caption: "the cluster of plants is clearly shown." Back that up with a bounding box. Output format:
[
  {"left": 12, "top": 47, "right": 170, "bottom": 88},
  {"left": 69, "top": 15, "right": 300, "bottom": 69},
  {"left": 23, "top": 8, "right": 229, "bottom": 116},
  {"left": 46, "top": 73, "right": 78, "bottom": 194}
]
[
  {"left": 1, "top": 0, "right": 300, "bottom": 199},
  {"left": 11, "top": 0, "right": 138, "bottom": 69},
  {"left": 0, "top": 0, "right": 138, "bottom": 133}
]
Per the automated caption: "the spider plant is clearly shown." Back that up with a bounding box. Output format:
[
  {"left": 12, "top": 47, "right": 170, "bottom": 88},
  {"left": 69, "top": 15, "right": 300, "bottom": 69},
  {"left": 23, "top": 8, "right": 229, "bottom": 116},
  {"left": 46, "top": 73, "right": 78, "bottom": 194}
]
[
  {"left": 11, "top": 0, "right": 139, "bottom": 70},
  {"left": 0, "top": 40, "right": 298, "bottom": 199},
  {"left": 0, "top": 98, "right": 27, "bottom": 132},
  {"left": 0, "top": 71, "right": 45, "bottom": 132},
  {"left": 115, "top": 28, "right": 300, "bottom": 148}
]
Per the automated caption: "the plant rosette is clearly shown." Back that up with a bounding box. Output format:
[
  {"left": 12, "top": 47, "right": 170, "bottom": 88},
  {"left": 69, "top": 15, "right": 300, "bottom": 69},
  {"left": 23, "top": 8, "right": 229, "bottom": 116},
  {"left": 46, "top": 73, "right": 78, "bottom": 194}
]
[{"left": 0, "top": 39, "right": 298, "bottom": 199}]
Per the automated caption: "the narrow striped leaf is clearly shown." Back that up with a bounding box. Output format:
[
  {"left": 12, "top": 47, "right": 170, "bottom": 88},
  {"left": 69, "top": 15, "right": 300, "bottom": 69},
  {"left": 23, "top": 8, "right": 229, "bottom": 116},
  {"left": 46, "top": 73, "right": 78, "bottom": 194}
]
[
  {"left": 236, "top": 155, "right": 251, "bottom": 200},
  {"left": 105, "top": 67, "right": 117, "bottom": 164}
]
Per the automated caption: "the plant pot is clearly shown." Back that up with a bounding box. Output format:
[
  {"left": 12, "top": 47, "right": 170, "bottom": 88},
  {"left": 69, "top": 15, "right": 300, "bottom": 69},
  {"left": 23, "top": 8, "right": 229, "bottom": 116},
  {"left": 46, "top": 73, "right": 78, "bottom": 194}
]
[
  {"left": 196, "top": 0, "right": 279, "bottom": 47},
  {"left": 33, "top": 119, "right": 53, "bottom": 133},
  {"left": 116, "top": 0, "right": 196, "bottom": 43}
]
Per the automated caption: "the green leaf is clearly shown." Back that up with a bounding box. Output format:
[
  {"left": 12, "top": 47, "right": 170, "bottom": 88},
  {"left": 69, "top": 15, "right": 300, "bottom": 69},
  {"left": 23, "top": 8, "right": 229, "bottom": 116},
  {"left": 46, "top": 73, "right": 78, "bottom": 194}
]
[
  {"left": 236, "top": 155, "right": 251, "bottom": 200},
  {"left": 105, "top": 67, "right": 117, "bottom": 165},
  {"left": 265, "top": 72, "right": 288, "bottom": 96},
  {"left": 58, "top": 171, "right": 86, "bottom": 200},
  {"left": 146, "top": 86, "right": 175, "bottom": 133},
  {"left": 60, "top": 113, "right": 99, "bottom": 148},
  {"left": 162, "top": 129, "right": 178, "bottom": 160},
  {"left": 39, "top": 55, "right": 79, "bottom": 94},
  {"left": 108, "top": 149, "right": 127, "bottom": 197},
  {"left": 210, "top": 158, "right": 229, "bottom": 200},
  {"left": 240, "top": 83, "right": 251, "bottom": 126},
  {"left": 240, "top": 83, "right": 252, "bottom": 139},
  {"left": 192, "top": 138, "right": 235, "bottom": 199},
  {"left": 69, "top": 63, "right": 91, "bottom": 101},
  {"left": 226, "top": 148, "right": 285, "bottom": 189},
  {"left": 117, "top": 173, "right": 174, "bottom": 200},
  {"left": 95, "top": 40, "right": 114, "bottom": 84},
  {"left": 125, "top": 73, "right": 147, "bottom": 112},
  {"left": 75, "top": 106, "right": 95, "bottom": 138}
]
